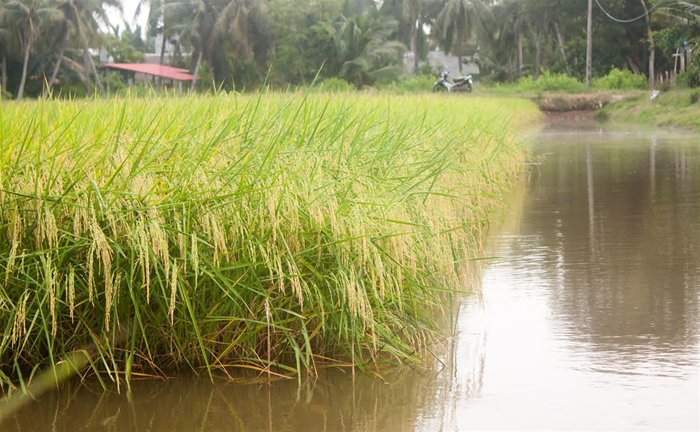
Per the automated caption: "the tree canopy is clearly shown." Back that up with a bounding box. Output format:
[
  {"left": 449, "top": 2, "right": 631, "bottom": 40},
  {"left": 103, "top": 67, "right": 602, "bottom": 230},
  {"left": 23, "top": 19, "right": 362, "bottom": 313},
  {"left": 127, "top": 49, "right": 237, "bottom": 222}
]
[{"left": 1, "top": 0, "right": 698, "bottom": 97}]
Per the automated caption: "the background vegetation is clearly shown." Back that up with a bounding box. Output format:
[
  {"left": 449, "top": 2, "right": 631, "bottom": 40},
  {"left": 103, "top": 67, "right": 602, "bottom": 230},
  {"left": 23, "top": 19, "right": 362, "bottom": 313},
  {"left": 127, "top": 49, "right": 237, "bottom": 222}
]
[{"left": 0, "top": 0, "right": 699, "bottom": 98}]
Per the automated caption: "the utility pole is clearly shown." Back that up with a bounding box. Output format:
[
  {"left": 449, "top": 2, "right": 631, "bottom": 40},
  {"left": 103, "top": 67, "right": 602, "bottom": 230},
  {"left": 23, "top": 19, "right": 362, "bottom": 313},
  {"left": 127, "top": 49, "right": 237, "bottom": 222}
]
[{"left": 586, "top": 0, "right": 593, "bottom": 86}]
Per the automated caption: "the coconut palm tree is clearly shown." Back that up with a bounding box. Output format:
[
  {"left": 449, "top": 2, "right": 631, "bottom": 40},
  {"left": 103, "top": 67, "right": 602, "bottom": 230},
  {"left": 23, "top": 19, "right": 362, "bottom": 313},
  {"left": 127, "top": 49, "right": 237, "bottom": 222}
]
[
  {"left": 0, "top": 0, "right": 63, "bottom": 98},
  {"left": 133, "top": 0, "right": 177, "bottom": 68},
  {"left": 214, "top": 0, "right": 272, "bottom": 86},
  {"left": 656, "top": 0, "right": 700, "bottom": 22},
  {"left": 65, "top": 0, "right": 121, "bottom": 92},
  {"left": 496, "top": 0, "right": 528, "bottom": 78},
  {"left": 334, "top": 12, "right": 405, "bottom": 87},
  {"left": 0, "top": 5, "right": 17, "bottom": 94},
  {"left": 433, "top": 0, "right": 490, "bottom": 72},
  {"left": 164, "top": 0, "right": 215, "bottom": 88},
  {"left": 44, "top": 1, "right": 70, "bottom": 91},
  {"left": 166, "top": 0, "right": 272, "bottom": 90},
  {"left": 523, "top": 0, "right": 550, "bottom": 78},
  {"left": 381, "top": 0, "right": 426, "bottom": 69}
]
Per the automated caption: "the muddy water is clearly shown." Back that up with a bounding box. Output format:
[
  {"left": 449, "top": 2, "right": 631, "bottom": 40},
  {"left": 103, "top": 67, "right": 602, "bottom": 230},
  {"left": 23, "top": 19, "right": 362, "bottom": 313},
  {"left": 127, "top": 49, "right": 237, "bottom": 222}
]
[{"left": 7, "top": 127, "right": 700, "bottom": 431}]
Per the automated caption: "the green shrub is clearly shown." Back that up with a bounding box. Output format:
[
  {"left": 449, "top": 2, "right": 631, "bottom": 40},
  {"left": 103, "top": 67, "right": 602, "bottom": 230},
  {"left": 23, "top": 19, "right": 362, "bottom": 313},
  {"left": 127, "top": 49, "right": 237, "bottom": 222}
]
[
  {"left": 593, "top": 68, "right": 647, "bottom": 90},
  {"left": 414, "top": 63, "right": 440, "bottom": 77},
  {"left": 676, "top": 56, "right": 700, "bottom": 89},
  {"left": 106, "top": 72, "right": 128, "bottom": 93},
  {"left": 690, "top": 91, "right": 699, "bottom": 104},
  {"left": 195, "top": 63, "right": 217, "bottom": 92},
  {"left": 318, "top": 77, "right": 356, "bottom": 92},
  {"left": 380, "top": 75, "right": 436, "bottom": 94},
  {"left": 53, "top": 82, "right": 90, "bottom": 98},
  {"left": 659, "top": 80, "right": 673, "bottom": 91},
  {"left": 516, "top": 72, "right": 586, "bottom": 92}
]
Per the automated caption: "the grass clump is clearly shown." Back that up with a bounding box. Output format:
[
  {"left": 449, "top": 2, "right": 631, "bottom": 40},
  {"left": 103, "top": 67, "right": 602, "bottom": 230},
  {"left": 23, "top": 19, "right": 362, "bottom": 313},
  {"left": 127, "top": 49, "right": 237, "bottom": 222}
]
[
  {"left": 676, "top": 55, "right": 700, "bottom": 89},
  {"left": 597, "top": 88, "right": 700, "bottom": 131},
  {"left": 317, "top": 78, "right": 356, "bottom": 92},
  {"left": 593, "top": 68, "right": 647, "bottom": 90},
  {"left": 517, "top": 72, "right": 587, "bottom": 92},
  {"left": 482, "top": 72, "right": 587, "bottom": 95},
  {"left": 0, "top": 93, "right": 540, "bottom": 384},
  {"left": 380, "top": 75, "right": 437, "bottom": 94}
]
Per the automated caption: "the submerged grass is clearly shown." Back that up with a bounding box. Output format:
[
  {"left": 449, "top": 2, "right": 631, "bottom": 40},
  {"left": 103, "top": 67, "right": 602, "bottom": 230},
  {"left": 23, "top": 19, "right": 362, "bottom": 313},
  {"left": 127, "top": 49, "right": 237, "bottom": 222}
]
[{"left": 0, "top": 92, "right": 540, "bottom": 385}]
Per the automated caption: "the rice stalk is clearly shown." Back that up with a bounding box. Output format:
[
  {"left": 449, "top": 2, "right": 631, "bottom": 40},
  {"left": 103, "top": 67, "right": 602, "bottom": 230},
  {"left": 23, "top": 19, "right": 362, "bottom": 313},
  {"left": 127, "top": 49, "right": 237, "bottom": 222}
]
[{"left": 0, "top": 92, "right": 540, "bottom": 384}]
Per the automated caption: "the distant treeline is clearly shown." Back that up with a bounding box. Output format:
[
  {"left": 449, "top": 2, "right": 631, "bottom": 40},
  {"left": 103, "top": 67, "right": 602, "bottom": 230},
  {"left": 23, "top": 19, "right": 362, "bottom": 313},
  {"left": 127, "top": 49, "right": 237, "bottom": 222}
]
[{"left": 1, "top": 0, "right": 699, "bottom": 98}]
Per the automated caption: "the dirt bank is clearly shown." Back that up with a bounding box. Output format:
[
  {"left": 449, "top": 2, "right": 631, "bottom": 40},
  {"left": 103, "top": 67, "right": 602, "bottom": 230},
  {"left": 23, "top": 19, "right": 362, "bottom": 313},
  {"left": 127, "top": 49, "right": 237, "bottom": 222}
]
[{"left": 534, "top": 93, "right": 631, "bottom": 112}]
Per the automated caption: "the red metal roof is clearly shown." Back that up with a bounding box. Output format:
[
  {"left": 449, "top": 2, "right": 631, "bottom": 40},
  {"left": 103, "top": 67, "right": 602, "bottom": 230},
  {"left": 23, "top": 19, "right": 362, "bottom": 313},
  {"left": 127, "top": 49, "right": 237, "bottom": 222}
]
[{"left": 103, "top": 63, "right": 197, "bottom": 81}]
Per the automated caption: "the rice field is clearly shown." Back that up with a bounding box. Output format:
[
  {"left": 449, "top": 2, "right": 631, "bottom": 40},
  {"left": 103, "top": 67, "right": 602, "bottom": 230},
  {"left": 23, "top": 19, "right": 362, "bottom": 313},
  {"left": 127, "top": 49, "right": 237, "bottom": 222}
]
[{"left": 0, "top": 93, "right": 540, "bottom": 385}]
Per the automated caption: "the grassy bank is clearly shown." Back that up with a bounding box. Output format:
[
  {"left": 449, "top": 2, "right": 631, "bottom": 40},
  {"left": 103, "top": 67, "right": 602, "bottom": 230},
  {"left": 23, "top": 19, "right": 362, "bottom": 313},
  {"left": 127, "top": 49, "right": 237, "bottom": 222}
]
[
  {"left": 0, "top": 93, "right": 540, "bottom": 385},
  {"left": 597, "top": 89, "right": 700, "bottom": 131}
]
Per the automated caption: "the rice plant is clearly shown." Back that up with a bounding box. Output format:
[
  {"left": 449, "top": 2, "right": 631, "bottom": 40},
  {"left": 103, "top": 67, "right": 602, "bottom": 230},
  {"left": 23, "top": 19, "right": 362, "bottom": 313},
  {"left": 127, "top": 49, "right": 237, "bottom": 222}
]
[{"left": 0, "top": 92, "right": 540, "bottom": 385}]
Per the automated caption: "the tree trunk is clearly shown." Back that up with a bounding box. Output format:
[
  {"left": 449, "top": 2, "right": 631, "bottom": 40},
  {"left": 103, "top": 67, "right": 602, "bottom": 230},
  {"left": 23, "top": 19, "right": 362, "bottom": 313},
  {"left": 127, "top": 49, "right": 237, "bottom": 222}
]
[
  {"left": 586, "top": 0, "right": 593, "bottom": 86},
  {"left": 626, "top": 56, "right": 641, "bottom": 74},
  {"left": 639, "top": 0, "right": 655, "bottom": 89},
  {"left": 648, "top": 30, "right": 655, "bottom": 89},
  {"left": 157, "top": 33, "right": 167, "bottom": 85},
  {"left": 1, "top": 52, "right": 7, "bottom": 96},
  {"left": 159, "top": 0, "right": 167, "bottom": 66},
  {"left": 48, "top": 50, "right": 65, "bottom": 92},
  {"left": 83, "top": 46, "right": 102, "bottom": 92},
  {"left": 48, "top": 33, "right": 70, "bottom": 94},
  {"left": 90, "top": 52, "right": 102, "bottom": 92},
  {"left": 411, "top": 22, "right": 418, "bottom": 70},
  {"left": 61, "top": 56, "right": 93, "bottom": 90},
  {"left": 517, "top": 31, "right": 523, "bottom": 77},
  {"left": 71, "top": 9, "right": 101, "bottom": 93},
  {"left": 534, "top": 31, "right": 542, "bottom": 79},
  {"left": 554, "top": 22, "right": 569, "bottom": 74},
  {"left": 159, "top": 34, "right": 166, "bottom": 65},
  {"left": 457, "top": 39, "right": 463, "bottom": 73},
  {"left": 17, "top": 30, "right": 32, "bottom": 100},
  {"left": 190, "top": 50, "right": 203, "bottom": 92},
  {"left": 507, "top": 55, "right": 513, "bottom": 82},
  {"left": 82, "top": 48, "right": 93, "bottom": 92}
]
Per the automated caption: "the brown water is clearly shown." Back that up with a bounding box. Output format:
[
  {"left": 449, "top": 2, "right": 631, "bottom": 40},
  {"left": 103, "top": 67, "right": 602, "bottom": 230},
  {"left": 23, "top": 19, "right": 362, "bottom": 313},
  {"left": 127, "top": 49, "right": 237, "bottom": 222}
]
[{"left": 6, "top": 127, "right": 700, "bottom": 431}]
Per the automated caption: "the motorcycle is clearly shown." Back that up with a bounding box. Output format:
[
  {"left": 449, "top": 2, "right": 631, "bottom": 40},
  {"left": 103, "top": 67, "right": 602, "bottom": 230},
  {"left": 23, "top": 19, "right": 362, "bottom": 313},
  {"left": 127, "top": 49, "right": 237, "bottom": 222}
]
[{"left": 432, "top": 70, "right": 473, "bottom": 93}]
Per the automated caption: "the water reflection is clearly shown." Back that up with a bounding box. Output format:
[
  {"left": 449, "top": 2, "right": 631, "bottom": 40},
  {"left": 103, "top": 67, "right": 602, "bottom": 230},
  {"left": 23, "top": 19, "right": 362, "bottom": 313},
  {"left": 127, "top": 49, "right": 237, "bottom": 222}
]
[
  {"left": 418, "top": 130, "right": 700, "bottom": 431},
  {"left": 7, "top": 129, "right": 700, "bottom": 431},
  {"left": 8, "top": 370, "right": 441, "bottom": 431}
]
